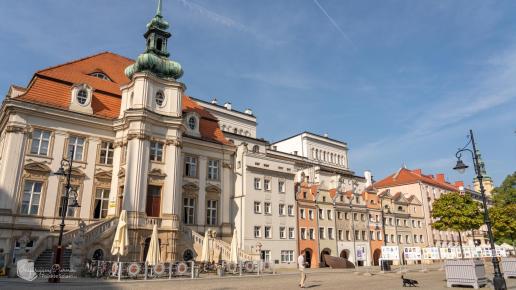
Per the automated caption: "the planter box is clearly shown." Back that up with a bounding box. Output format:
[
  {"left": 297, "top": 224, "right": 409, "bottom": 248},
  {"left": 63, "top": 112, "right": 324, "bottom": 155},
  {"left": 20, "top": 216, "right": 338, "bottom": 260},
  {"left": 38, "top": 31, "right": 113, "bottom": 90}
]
[
  {"left": 445, "top": 259, "right": 487, "bottom": 289},
  {"left": 501, "top": 257, "right": 516, "bottom": 279}
]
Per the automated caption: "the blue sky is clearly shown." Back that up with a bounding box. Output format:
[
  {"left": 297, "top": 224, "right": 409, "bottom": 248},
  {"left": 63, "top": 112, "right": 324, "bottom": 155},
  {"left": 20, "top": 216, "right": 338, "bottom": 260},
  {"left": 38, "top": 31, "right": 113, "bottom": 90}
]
[{"left": 0, "top": 0, "right": 514, "bottom": 186}]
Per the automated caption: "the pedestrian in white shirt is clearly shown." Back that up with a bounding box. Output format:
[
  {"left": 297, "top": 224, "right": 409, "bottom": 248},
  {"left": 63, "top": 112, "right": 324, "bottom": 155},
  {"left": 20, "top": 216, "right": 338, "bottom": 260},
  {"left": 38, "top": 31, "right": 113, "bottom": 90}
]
[{"left": 298, "top": 252, "right": 307, "bottom": 288}]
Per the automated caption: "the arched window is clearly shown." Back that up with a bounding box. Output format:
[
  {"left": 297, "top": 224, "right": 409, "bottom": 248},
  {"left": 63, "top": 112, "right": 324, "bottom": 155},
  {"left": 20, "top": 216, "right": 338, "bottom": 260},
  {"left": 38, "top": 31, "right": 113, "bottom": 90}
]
[
  {"left": 156, "top": 38, "right": 163, "bottom": 51},
  {"left": 315, "top": 149, "right": 319, "bottom": 159}
]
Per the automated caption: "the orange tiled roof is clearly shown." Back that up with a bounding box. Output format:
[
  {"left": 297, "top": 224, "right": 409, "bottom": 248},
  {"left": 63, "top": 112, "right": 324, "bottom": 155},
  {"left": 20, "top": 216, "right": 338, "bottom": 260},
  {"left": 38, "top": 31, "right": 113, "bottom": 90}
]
[
  {"left": 374, "top": 168, "right": 458, "bottom": 191},
  {"left": 14, "top": 51, "right": 230, "bottom": 145}
]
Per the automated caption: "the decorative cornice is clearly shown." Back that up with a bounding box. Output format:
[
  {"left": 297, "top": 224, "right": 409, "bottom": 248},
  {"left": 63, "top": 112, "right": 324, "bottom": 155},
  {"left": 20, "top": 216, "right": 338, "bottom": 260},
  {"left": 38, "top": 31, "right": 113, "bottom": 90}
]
[{"left": 6, "top": 125, "right": 27, "bottom": 134}]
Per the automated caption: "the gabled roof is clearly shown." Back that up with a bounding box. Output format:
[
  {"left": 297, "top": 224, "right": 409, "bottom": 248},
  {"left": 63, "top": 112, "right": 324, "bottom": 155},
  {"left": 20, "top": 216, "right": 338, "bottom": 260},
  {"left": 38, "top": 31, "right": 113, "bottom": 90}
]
[
  {"left": 374, "top": 168, "right": 458, "bottom": 191},
  {"left": 12, "top": 51, "right": 230, "bottom": 145}
]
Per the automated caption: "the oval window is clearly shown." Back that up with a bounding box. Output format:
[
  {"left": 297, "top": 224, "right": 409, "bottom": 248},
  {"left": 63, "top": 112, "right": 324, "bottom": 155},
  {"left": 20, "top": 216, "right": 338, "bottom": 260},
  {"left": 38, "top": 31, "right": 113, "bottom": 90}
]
[
  {"left": 188, "top": 116, "right": 196, "bottom": 130},
  {"left": 77, "top": 89, "right": 88, "bottom": 105},
  {"left": 155, "top": 91, "right": 165, "bottom": 107}
]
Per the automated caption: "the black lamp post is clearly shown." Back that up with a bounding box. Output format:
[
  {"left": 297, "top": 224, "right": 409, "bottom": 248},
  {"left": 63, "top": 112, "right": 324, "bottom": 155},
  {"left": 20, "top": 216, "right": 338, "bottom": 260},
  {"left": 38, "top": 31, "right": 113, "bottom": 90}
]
[
  {"left": 453, "top": 129, "right": 506, "bottom": 290},
  {"left": 48, "top": 148, "right": 80, "bottom": 283}
]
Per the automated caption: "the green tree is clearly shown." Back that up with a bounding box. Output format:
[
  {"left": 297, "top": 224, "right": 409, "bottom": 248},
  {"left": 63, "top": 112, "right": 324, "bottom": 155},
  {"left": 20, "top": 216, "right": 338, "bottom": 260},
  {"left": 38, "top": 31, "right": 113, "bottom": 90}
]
[
  {"left": 489, "top": 202, "right": 516, "bottom": 247},
  {"left": 492, "top": 171, "right": 516, "bottom": 206},
  {"left": 431, "top": 192, "right": 483, "bottom": 258}
]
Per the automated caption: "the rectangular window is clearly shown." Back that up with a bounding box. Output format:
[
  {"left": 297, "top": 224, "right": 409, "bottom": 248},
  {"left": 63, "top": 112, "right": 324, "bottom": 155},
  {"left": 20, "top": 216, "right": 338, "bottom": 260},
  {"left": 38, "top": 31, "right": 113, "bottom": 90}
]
[
  {"left": 345, "top": 212, "right": 349, "bottom": 220},
  {"left": 355, "top": 230, "right": 360, "bottom": 240},
  {"left": 319, "top": 227, "right": 325, "bottom": 239},
  {"left": 353, "top": 213, "right": 358, "bottom": 221},
  {"left": 418, "top": 221, "right": 422, "bottom": 228},
  {"left": 300, "top": 208, "right": 305, "bottom": 219},
  {"left": 361, "top": 213, "right": 365, "bottom": 221},
  {"left": 254, "top": 178, "right": 261, "bottom": 190},
  {"left": 398, "top": 234, "right": 402, "bottom": 243},
  {"left": 264, "top": 202, "right": 271, "bottom": 214},
  {"left": 309, "top": 228, "right": 315, "bottom": 240},
  {"left": 327, "top": 209, "right": 332, "bottom": 220},
  {"left": 288, "top": 227, "right": 295, "bottom": 239},
  {"left": 59, "top": 185, "right": 79, "bottom": 217},
  {"left": 21, "top": 181, "right": 42, "bottom": 215},
  {"left": 308, "top": 209, "right": 314, "bottom": 220},
  {"left": 261, "top": 250, "right": 271, "bottom": 262},
  {"left": 346, "top": 230, "right": 351, "bottom": 241},
  {"left": 254, "top": 226, "right": 261, "bottom": 238},
  {"left": 288, "top": 205, "right": 294, "bottom": 216},
  {"left": 99, "top": 141, "right": 114, "bottom": 165},
  {"left": 414, "top": 234, "right": 418, "bottom": 243},
  {"left": 183, "top": 197, "right": 195, "bottom": 224},
  {"left": 30, "top": 129, "right": 51, "bottom": 156},
  {"left": 68, "top": 136, "right": 85, "bottom": 161},
  {"left": 300, "top": 228, "right": 306, "bottom": 240},
  {"left": 206, "top": 200, "right": 218, "bottom": 225},
  {"left": 207, "top": 160, "right": 219, "bottom": 180},
  {"left": 420, "top": 235, "right": 424, "bottom": 243},
  {"left": 370, "top": 231, "right": 375, "bottom": 241},
  {"left": 278, "top": 181, "right": 286, "bottom": 193},
  {"left": 264, "top": 226, "right": 271, "bottom": 238},
  {"left": 281, "top": 250, "right": 294, "bottom": 263},
  {"left": 328, "top": 228, "right": 334, "bottom": 240},
  {"left": 338, "top": 230, "right": 343, "bottom": 240},
  {"left": 279, "top": 204, "right": 285, "bottom": 216},
  {"left": 391, "top": 234, "right": 395, "bottom": 243},
  {"left": 150, "top": 141, "right": 164, "bottom": 162},
  {"left": 362, "top": 231, "right": 367, "bottom": 241},
  {"left": 93, "top": 188, "right": 110, "bottom": 219},
  {"left": 404, "top": 220, "right": 407, "bottom": 227},
  {"left": 412, "top": 220, "right": 416, "bottom": 228},
  {"left": 264, "top": 179, "right": 271, "bottom": 191},
  {"left": 337, "top": 212, "right": 342, "bottom": 220},
  {"left": 405, "top": 235, "right": 410, "bottom": 243},
  {"left": 377, "top": 231, "right": 382, "bottom": 240},
  {"left": 279, "top": 227, "right": 286, "bottom": 239},
  {"left": 319, "top": 209, "right": 324, "bottom": 219},
  {"left": 396, "top": 219, "right": 400, "bottom": 226},
  {"left": 184, "top": 156, "right": 197, "bottom": 177},
  {"left": 254, "top": 201, "right": 261, "bottom": 213}
]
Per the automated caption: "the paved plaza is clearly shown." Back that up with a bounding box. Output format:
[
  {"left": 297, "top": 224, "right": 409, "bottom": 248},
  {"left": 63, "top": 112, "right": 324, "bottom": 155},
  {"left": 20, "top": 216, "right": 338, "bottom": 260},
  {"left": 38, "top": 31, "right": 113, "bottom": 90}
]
[{"left": 1, "top": 265, "right": 515, "bottom": 290}]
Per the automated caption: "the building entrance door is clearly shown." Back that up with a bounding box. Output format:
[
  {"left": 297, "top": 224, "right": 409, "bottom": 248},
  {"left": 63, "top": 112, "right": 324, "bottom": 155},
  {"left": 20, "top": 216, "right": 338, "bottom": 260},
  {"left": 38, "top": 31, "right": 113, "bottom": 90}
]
[{"left": 146, "top": 185, "right": 161, "bottom": 217}]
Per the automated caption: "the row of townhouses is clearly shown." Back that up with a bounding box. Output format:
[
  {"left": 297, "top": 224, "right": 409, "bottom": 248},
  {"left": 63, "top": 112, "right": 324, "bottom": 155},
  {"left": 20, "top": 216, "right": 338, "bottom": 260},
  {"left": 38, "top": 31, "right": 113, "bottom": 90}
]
[{"left": 0, "top": 2, "right": 493, "bottom": 272}]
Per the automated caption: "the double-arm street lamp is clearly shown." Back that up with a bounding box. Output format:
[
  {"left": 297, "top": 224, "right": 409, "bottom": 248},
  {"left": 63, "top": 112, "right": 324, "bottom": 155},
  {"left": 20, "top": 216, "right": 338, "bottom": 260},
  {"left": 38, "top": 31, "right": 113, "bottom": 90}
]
[
  {"left": 453, "top": 129, "right": 506, "bottom": 290},
  {"left": 48, "top": 148, "right": 80, "bottom": 283}
]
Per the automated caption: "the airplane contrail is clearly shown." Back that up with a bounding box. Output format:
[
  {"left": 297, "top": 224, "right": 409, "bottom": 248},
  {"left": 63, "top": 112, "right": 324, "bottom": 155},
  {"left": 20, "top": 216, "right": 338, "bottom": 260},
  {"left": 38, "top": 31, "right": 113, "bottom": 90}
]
[{"left": 313, "top": 0, "right": 355, "bottom": 47}]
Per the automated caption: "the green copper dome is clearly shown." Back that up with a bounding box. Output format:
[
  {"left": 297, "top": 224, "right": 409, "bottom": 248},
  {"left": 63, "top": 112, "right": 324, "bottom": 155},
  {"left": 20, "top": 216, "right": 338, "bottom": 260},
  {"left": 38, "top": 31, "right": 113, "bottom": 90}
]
[{"left": 125, "top": 0, "right": 183, "bottom": 80}]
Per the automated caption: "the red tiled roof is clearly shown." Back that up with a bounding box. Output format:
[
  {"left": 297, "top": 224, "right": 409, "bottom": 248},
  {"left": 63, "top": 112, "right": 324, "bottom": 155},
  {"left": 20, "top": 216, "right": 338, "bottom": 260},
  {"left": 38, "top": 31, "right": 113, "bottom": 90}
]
[
  {"left": 374, "top": 168, "right": 458, "bottom": 191},
  {"left": 14, "top": 51, "right": 230, "bottom": 145}
]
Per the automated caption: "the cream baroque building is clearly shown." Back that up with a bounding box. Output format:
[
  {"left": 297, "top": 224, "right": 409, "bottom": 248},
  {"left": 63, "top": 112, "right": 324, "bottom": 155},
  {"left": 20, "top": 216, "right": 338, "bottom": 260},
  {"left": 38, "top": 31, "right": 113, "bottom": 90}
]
[{"left": 0, "top": 2, "right": 367, "bottom": 270}]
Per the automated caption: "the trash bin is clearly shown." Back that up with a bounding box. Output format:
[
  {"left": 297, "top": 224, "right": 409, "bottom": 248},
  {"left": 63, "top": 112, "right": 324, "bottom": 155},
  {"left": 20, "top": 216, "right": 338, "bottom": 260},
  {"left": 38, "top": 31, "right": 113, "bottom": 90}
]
[
  {"left": 381, "top": 260, "right": 391, "bottom": 271},
  {"left": 217, "top": 267, "right": 225, "bottom": 277}
]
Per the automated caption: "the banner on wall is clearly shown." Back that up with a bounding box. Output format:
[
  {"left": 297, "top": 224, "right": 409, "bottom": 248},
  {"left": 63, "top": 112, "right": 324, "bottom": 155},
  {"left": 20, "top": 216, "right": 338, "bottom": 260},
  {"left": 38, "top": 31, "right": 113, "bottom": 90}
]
[
  {"left": 403, "top": 247, "right": 422, "bottom": 260},
  {"left": 381, "top": 246, "right": 399, "bottom": 260},
  {"left": 422, "top": 247, "right": 440, "bottom": 260},
  {"left": 356, "top": 246, "right": 366, "bottom": 261}
]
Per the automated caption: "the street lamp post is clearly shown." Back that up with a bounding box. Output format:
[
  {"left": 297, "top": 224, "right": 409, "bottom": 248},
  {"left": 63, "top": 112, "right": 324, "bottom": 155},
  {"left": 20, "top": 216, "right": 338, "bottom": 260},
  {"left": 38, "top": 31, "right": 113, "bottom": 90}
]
[
  {"left": 48, "top": 148, "right": 80, "bottom": 283},
  {"left": 453, "top": 129, "right": 507, "bottom": 290},
  {"left": 349, "top": 181, "right": 359, "bottom": 268}
]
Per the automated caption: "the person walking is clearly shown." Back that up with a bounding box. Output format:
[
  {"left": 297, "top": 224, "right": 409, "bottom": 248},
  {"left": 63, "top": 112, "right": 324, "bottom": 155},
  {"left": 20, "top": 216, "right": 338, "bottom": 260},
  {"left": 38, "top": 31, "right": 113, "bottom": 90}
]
[{"left": 298, "top": 252, "right": 307, "bottom": 288}]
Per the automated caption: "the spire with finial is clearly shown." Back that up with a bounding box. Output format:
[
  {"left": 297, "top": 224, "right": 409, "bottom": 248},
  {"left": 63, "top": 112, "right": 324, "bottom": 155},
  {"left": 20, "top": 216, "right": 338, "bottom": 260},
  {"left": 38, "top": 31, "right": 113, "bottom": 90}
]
[{"left": 125, "top": 0, "right": 183, "bottom": 80}]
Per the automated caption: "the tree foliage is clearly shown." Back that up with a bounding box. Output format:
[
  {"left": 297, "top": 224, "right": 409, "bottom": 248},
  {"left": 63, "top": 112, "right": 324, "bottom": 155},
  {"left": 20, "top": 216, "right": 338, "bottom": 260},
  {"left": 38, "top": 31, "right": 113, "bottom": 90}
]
[
  {"left": 431, "top": 192, "right": 483, "bottom": 233},
  {"left": 492, "top": 171, "right": 516, "bottom": 206},
  {"left": 489, "top": 203, "right": 516, "bottom": 244}
]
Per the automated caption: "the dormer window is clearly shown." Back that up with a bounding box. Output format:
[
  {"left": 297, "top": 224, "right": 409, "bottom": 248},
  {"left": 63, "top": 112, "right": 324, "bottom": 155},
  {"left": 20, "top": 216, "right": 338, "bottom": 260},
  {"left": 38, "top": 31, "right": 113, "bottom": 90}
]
[
  {"left": 89, "top": 72, "right": 111, "bottom": 81},
  {"left": 188, "top": 116, "right": 196, "bottom": 130},
  {"left": 70, "top": 84, "right": 93, "bottom": 114},
  {"left": 155, "top": 91, "right": 165, "bottom": 107}
]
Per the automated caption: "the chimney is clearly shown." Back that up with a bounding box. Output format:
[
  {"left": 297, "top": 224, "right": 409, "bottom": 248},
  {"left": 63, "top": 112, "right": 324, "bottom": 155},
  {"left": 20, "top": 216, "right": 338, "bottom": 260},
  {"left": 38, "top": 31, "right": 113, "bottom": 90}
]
[
  {"left": 364, "top": 170, "right": 372, "bottom": 187},
  {"left": 413, "top": 169, "right": 422, "bottom": 175},
  {"left": 436, "top": 173, "right": 445, "bottom": 183},
  {"left": 224, "top": 102, "right": 232, "bottom": 110},
  {"left": 211, "top": 98, "right": 218, "bottom": 105},
  {"left": 323, "top": 133, "right": 329, "bottom": 138},
  {"left": 454, "top": 181, "right": 464, "bottom": 188},
  {"left": 244, "top": 108, "right": 253, "bottom": 115}
]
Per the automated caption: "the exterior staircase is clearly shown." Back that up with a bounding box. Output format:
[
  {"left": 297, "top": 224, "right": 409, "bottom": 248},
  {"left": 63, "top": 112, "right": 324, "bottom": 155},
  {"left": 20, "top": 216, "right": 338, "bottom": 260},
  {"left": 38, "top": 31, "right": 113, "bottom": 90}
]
[
  {"left": 31, "top": 217, "right": 118, "bottom": 267},
  {"left": 182, "top": 227, "right": 255, "bottom": 262},
  {"left": 34, "top": 248, "right": 72, "bottom": 271}
]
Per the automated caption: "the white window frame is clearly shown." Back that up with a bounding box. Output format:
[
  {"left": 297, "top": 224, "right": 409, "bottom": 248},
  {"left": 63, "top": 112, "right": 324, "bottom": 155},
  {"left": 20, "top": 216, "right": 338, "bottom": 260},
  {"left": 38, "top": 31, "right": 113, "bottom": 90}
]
[
  {"left": 264, "top": 202, "right": 272, "bottom": 215},
  {"left": 264, "top": 226, "right": 272, "bottom": 239},
  {"left": 319, "top": 227, "right": 325, "bottom": 239},
  {"left": 254, "top": 178, "right": 261, "bottom": 190},
  {"left": 30, "top": 129, "right": 51, "bottom": 156},
  {"left": 254, "top": 201, "right": 262, "bottom": 214},
  {"left": 279, "top": 226, "right": 286, "bottom": 239},
  {"left": 264, "top": 179, "right": 271, "bottom": 191},
  {"left": 300, "top": 208, "right": 306, "bottom": 219},
  {"left": 278, "top": 180, "right": 286, "bottom": 193},
  {"left": 287, "top": 205, "right": 294, "bottom": 216},
  {"left": 206, "top": 200, "right": 218, "bottom": 225},
  {"left": 280, "top": 250, "right": 294, "bottom": 263},
  {"left": 68, "top": 136, "right": 85, "bottom": 161},
  {"left": 21, "top": 181, "right": 42, "bottom": 215},
  {"left": 279, "top": 204, "right": 285, "bottom": 216},
  {"left": 288, "top": 227, "right": 295, "bottom": 239},
  {"left": 254, "top": 226, "right": 261, "bottom": 238},
  {"left": 183, "top": 197, "right": 195, "bottom": 224},
  {"left": 150, "top": 141, "right": 164, "bottom": 162},
  {"left": 93, "top": 188, "right": 110, "bottom": 219},
  {"left": 99, "top": 141, "right": 114, "bottom": 165},
  {"left": 207, "top": 159, "right": 220, "bottom": 180},
  {"left": 185, "top": 155, "right": 197, "bottom": 177}
]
